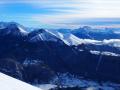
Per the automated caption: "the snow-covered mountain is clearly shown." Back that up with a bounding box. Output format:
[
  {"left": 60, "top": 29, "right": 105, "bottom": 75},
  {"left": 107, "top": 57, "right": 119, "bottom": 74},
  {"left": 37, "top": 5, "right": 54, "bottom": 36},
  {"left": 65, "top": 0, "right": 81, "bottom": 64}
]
[
  {"left": 72, "top": 26, "right": 120, "bottom": 40},
  {"left": 0, "top": 22, "right": 120, "bottom": 90},
  {"left": 0, "top": 22, "right": 28, "bottom": 37},
  {"left": 28, "top": 29, "right": 63, "bottom": 44},
  {"left": 45, "top": 28, "right": 120, "bottom": 48},
  {"left": 48, "top": 30, "right": 83, "bottom": 45}
]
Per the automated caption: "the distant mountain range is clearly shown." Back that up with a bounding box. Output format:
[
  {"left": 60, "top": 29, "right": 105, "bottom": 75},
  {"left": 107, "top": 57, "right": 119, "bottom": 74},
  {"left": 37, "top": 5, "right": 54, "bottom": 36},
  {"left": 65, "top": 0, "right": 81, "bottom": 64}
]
[{"left": 0, "top": 22, "right": 120, "bottom": 89}]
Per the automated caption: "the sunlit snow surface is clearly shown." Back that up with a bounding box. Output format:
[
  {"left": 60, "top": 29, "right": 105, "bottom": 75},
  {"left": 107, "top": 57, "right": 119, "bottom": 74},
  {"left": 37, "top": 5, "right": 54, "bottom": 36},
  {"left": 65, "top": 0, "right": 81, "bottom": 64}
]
[{"left": 0, "top": 73, "right": 42, "bottom": 90}]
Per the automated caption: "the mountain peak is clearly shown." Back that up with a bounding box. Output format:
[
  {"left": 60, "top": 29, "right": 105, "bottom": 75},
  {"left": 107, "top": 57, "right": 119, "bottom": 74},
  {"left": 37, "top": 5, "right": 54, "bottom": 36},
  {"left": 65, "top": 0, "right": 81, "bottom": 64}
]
[
  {"left": 28, "top": 29, "right": 62, "bottom": 43},
  {"left": 0, "top": 22, "right": 28, "bottom": 36}
]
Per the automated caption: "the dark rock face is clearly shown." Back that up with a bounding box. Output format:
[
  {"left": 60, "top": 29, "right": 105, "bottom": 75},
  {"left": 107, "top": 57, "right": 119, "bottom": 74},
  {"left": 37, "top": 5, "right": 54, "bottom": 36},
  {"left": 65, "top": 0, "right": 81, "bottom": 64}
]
[
  {"left": 0, "top": 22, "right": 120, "bottom": 84},
  {"left": 23, "top": 59, "right": 55, "bottom": 84},
  {"left": 0, "top": 58, "right": 24, "bottom": 80}
]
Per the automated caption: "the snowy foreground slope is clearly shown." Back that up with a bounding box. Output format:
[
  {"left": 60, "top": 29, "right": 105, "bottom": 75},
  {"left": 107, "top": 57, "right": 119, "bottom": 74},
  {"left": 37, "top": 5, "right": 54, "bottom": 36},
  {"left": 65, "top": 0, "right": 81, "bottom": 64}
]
[{"left": 0, "top": 73, "right": 42, "bottom": 90}]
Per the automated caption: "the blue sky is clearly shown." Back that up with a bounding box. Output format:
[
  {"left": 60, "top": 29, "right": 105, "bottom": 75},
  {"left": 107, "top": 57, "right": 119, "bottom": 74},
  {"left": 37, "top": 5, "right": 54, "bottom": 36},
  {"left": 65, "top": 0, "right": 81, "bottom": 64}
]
[{"left": 0, "top": 0, "right": 120, "bottom": 28}]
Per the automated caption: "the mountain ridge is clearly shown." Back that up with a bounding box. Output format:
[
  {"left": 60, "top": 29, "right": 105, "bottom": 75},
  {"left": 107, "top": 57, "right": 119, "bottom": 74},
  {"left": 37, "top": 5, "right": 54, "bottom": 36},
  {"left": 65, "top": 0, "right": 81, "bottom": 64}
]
[{"left": 0, "top": 22, "right": 120, "bottom": 88}]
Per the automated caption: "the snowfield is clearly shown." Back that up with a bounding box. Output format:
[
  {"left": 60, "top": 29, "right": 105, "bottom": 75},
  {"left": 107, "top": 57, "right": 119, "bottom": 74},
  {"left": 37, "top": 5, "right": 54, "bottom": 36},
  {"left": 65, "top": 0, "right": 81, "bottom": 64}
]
[{"left": 0, "top": 73, "right": 42, "bottom": 90}]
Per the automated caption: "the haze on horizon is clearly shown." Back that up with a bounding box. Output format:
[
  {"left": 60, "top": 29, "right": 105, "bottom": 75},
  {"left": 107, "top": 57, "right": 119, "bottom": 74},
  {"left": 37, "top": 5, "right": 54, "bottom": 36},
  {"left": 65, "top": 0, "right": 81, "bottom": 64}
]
[{"left": 0, "top": 0, "right": 120, "bottom": 29}]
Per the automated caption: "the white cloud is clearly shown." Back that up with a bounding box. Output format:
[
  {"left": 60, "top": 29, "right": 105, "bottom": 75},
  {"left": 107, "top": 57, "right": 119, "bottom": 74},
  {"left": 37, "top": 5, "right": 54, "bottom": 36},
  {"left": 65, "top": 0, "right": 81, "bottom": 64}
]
[{"left": 0, "top": 0, "right": 120, "bottom": 28}]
